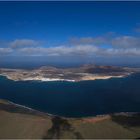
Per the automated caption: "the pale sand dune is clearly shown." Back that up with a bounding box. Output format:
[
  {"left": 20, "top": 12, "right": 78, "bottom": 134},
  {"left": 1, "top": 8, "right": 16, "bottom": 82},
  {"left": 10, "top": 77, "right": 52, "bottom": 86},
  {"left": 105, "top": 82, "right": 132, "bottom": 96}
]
[{"left": 81, "top": 75, "right": 124, "bottom": 81}]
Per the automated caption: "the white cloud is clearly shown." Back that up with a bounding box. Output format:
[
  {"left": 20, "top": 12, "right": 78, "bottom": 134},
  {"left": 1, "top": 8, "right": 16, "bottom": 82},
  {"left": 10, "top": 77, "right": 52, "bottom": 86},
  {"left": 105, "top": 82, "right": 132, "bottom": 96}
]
[
  {"left": 13, "top": 44, "right": 140, "bottom": 57},
  {"left": 10, "top": 39, "right": 40, "bottom": 48},
  {"left": 0, "top": 48, "right": 13, "bottom": 55},
  {"left": 0, "top": 36, "right": 140, "bottom": 60},
  {"left": 111, "top": 36, "right": 140, "bottom": 48},
  {"left": 18, "top": 45, "right": 99, "bottom": 56},
  {"left": 70, "top": 35, "right": 140, "bottom": 48},
  {"left": 104, "top": 48, "right": 140, "bottom": 56}
]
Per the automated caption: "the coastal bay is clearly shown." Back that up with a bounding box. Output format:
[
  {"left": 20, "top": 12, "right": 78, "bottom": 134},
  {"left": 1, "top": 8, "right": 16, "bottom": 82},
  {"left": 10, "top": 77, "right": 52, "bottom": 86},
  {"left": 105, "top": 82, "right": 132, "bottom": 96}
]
[{"left": 0, "top": 73, "right": 140, "bottom": 117}]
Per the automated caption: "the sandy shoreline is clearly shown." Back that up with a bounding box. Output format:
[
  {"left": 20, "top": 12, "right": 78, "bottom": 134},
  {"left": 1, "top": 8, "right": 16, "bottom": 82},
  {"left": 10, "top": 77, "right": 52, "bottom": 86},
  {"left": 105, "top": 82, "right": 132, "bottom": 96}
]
[
  {"left": 0, "top": 73, "right": 126, "bottom": 82},
  {"left": 0, "top": 99, "right": 138, "bottom": 120}
]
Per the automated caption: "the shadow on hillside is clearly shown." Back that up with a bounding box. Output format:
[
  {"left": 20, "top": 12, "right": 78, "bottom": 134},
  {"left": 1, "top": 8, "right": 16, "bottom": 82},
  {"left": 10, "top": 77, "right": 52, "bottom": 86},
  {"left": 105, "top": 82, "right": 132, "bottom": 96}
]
[
  {"left": 43, "top": 116, "right": 83, "bottom": 139},
  {"left": 111, "top": 113, "right": 140, "bottom": 127}
]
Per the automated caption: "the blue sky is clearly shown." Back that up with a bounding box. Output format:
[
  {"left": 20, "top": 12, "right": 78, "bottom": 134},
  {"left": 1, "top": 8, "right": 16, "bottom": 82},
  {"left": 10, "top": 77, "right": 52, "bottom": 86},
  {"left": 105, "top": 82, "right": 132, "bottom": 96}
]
[{"left": 0, "top": 1, "right": 140, "bottom": 67}]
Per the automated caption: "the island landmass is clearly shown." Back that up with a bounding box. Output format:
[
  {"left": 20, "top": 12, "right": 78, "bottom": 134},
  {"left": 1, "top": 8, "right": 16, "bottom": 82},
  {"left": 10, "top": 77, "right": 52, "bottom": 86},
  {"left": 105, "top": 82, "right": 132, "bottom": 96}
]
[{"left": 0, "top": 64, "right": 140, "bottom": 82}]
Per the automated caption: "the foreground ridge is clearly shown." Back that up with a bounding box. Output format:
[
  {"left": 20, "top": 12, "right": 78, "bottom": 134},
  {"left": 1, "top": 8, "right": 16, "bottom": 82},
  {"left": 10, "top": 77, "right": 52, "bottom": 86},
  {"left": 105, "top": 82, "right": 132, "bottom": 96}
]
[{"left": 0, "top": 99, "right": 140, "bottom": 139}]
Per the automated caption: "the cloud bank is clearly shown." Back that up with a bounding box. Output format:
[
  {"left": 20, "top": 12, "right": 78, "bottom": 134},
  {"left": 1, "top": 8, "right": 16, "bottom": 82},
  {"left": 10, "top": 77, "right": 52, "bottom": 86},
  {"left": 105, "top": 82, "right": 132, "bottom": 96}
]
[
  {"left": 10, "top": 39, "right": 40, "bottom": 48},
  {"left": 0, "top": 34, "right": 140, "bottom": 65}
]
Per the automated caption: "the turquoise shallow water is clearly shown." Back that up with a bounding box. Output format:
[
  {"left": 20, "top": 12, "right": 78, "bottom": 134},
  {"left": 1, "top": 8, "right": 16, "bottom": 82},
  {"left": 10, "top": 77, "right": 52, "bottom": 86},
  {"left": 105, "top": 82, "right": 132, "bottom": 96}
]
[{"left": 0, "top": 74, "right": 140, "bottom": 118}]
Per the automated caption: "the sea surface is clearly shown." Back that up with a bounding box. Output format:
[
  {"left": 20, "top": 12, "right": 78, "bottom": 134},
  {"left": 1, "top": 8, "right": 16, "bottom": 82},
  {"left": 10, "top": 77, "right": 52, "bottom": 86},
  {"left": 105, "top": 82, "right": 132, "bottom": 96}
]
[{"left": 0, "top": 74, "right": 140, "bottom": 118}]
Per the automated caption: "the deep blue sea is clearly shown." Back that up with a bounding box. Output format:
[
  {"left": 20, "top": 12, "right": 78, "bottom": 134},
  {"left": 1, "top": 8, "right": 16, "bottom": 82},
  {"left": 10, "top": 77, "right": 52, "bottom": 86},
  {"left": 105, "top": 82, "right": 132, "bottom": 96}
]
[{"left": 0, "top": 74, "right": 140, "bottom": 118}]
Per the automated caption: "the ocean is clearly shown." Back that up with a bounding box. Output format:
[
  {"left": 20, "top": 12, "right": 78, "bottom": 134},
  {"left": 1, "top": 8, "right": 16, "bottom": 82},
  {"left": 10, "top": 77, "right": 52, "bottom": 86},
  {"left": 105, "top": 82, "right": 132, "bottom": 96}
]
[{"left": 0, "top": 74, "right": 140, "bottom": 118}]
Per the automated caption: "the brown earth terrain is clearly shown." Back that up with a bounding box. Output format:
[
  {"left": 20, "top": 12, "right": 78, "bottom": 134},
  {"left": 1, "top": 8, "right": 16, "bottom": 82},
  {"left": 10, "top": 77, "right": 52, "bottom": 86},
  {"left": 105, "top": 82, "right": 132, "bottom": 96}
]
[{"left": 0, "top": 99, "right": 140, "bottom": 139}]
